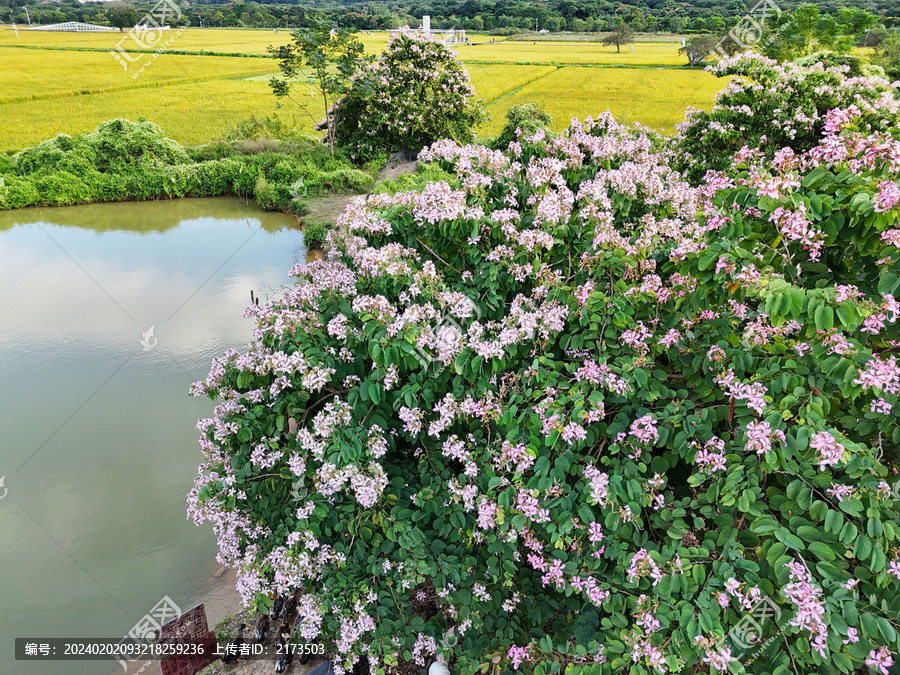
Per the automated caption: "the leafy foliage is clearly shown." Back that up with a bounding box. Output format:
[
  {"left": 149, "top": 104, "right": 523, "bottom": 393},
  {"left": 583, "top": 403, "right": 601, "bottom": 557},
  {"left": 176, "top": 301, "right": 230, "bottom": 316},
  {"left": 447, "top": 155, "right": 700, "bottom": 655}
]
[
  {"left": 0, "top": 119, "right": 373, "bottom": 211},
  {"left": 329, "top": 29, "right": 488, "bottom": 162},
  {"left": 189, "top": 93, "right": 900, "bottom": 675},
  {"left": 601, "top": 23, "right": 633, "bottom": 53},
  {"left": 762, "top": 4, "right": 879, "bottom": 62},
  {"left": 269, "top": 15, "right": 372, "bottom": 155},
  {"left": 491, "top": 103, "right": 553, "bottom": 151},
  {"left": 673, "top": 52, "right": 900, "bottom": 182}
]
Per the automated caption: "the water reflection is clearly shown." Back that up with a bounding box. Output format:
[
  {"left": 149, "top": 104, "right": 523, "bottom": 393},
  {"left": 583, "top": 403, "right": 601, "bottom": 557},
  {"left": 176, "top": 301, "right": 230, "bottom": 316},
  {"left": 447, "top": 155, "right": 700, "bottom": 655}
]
[{"left": 0, "top": 197, "right": 305, "bottom": 675}]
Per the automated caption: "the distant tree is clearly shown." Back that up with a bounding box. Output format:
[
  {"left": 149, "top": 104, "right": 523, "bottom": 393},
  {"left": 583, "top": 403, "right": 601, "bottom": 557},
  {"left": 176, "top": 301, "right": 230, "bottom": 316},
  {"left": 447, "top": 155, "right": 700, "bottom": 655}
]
[
  {"left": 763, "top": 4, "right": 879, "bottom": 60},
  {"left": 713, "top": 30, "right": 744, "bottom": 57},
  {"left": 268, "top": 14, "right": 371, "bottom": 155},
  {"left": 874, "top": 31, "right": 900, "bottom": 80},
  {"left": 861, "top": 24, "right": 891, "bottom": 50},
  {"left": 105, "top": 2, "right": 139, "bottom": 32},
  {"left": 602, "top": 22, "right": 633, "bottom": 52},
  {"left": 679, "top": 34, "right": 717, "bottom": 65}
]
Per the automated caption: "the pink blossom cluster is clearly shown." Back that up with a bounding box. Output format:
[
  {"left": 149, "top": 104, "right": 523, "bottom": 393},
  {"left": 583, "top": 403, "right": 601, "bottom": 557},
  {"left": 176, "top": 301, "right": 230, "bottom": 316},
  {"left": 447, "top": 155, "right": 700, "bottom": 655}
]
[
  {"left": 810, "top": 431, "right": 846, "bottom": 470},
  {"left": 744, "top": 420, "right": 785, "bottom": 456},
  {"left": 782, "top": 560, "right": 829, "bottom": 658}
]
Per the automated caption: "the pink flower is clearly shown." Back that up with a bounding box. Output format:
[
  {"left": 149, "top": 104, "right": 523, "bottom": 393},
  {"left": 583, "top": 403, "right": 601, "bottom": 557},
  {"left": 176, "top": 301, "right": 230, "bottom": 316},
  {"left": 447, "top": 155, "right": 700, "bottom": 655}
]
[
  {"left": 873, "top": 180, "right": 900, "bottom": 213},
  {"left": 508, "top": 645, "right": 530, "bottom": 670},
  {"left": 865, "top": 647, "right": 894, "bottom": 675},
  {"left": 810, "top": 431, "right": 845, "bottom": 470},
  {"left": 629, "top": 414, "right": 659, "bottom": 445}
]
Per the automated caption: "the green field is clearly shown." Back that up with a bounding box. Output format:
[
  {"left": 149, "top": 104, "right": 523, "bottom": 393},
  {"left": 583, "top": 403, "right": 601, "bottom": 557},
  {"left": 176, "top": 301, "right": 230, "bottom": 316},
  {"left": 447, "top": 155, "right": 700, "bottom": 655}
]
[{"left": 0, "top": 28, "right": 724, "bottom": 151}]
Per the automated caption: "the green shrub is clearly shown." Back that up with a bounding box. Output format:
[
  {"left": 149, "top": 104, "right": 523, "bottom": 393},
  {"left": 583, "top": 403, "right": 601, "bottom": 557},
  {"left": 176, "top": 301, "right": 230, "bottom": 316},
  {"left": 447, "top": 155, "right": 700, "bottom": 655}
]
[
  {"left": 302, "top": 221, "right": 331, "bottom": 248},
  {"left": 33, "top": 171, "right": 94, "bottom": 206},
  {"left": 90, "top": 173, "right": 131, "bottom": 202},
  {"left": 1, "top": 120, "right": 375, "bottom": 211},
  {"left": 305, "top": 167, "right": 373, "bottom": 194},
  {"left": 491, "top": 102, "right": 553, "bottom": 151},
  {"left": 89, "top": 119, "right": 191, "bottom": 171},
  {"left": 0, "top": 174, "right": 39, "bottom": 209},
  {"left": 370, "top": 162, "right": 455, "bottom": 196},
  {"left": 253, "top": 174, "right": 283, "bottom": 211},
  {"left": 193, "top": 159, "right": 242, "bottom": 197}
]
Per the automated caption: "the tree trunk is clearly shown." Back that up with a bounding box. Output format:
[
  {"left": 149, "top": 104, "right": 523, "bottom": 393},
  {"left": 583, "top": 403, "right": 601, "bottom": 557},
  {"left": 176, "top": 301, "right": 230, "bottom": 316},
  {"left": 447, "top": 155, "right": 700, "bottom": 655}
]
[{"left": 616, "top": 43, "right": 620, "bottom": 52}]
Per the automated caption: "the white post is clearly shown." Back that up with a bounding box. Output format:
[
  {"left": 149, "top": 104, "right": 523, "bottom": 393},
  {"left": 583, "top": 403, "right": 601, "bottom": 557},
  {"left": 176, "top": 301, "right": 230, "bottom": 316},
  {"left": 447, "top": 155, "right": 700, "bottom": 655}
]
[{"left": 423, "top": 15, "right": 430, "bottom": 32}]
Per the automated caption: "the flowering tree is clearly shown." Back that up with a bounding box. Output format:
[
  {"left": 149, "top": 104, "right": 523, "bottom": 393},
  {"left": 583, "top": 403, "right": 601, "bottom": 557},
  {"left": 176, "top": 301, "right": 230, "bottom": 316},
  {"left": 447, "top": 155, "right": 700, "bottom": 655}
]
[
  {"left": 674, "top": 52, "right": 900, "bottom": 182},
  {"left": 327, "top": 29, "right": 488, "bottom": 161},
  {"left": 189, "top": 93, "right": 900, "bottom": 673}
]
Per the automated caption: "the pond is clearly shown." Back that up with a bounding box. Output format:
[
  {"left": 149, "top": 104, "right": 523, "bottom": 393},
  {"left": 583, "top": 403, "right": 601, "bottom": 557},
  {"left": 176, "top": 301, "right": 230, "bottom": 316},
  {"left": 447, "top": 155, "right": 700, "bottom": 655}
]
[{"left": 0, "top": 197, "right": 308, "bottom": 674}]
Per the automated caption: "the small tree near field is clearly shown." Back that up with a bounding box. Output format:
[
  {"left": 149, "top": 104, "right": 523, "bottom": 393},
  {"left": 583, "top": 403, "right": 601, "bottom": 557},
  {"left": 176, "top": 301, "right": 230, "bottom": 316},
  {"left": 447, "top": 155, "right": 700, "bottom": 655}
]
[
  {"left": 106, "top": 2, "right": 139, "bottom": 32},
  {"left": 679, "top": 35, "right": 717, "bottom": 66},
  {"left": 268, "top": 14, "right": 372, "bottom": 155},
  {"left": 602, "top": 22, "right": 634, "bottom": 53}
]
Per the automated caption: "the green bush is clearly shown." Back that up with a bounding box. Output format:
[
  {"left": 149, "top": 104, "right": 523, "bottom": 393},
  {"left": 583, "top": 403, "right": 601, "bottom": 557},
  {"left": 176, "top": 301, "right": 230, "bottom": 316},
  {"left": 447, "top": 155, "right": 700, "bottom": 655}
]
[
  {"left": 302, "top": 221, "right": 332, "bottom": 248},
  {"left": 0, "top": 174, "right": 39, "bottom": 209},
  {"left": 253, "top": 174, "right": 283, "bottom": 211},
  {"left": 32, "top": 171, "right": 93, "bottom": 206},
  {"left": 0, "top": 119, "right": 375, "bottom": 211},
  {"left": 305, "top": 167, "right": 373, "bottom": 194},
  {"left": 89, "top": 119, "right": 191, "bottom": 172},
  {"left": 491, "top": 102, "right": 553, "bottom": 151},
  {"left": 370, "top": 162, "right": 456, "bottom": 196},
  {"left": 193, "top": 159, "right": 243, "bottom": 197}
]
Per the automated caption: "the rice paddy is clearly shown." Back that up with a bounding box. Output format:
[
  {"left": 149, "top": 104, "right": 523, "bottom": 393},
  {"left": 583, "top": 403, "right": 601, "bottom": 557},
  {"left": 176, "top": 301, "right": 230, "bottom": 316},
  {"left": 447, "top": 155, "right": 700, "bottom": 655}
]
[
  {"left": 0, "top": 27, "right": 725, "bottom": 152},
  {"left": 479, "top": 66, "right": 726, "bottom": 135}
]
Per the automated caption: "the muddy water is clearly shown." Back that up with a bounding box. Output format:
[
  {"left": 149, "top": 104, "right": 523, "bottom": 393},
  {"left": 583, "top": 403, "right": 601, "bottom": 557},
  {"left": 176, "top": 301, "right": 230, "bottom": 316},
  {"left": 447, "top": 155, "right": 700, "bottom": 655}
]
[{"left": 0, "top": 197, "right": 311, "bottom": 675}]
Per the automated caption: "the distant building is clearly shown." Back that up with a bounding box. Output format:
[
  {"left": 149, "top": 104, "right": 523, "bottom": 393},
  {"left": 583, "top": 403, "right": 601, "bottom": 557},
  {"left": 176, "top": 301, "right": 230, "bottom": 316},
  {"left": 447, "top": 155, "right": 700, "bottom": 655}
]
[
  {"left": 391, "top": 15, "right": 467, "bottom": 44},
  {"left": 29, "top": 21, "right": 116, "bottom": 31}
]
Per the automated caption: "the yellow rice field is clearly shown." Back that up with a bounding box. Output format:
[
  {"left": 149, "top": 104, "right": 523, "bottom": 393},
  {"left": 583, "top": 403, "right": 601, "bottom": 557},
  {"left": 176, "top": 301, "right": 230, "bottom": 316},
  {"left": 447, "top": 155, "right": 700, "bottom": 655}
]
[
  {"left": 481, "top": 67, "right": 722, "bottom": 135},
  {"left": 0, "top": 26, "right": 296, "bottom": 54},
  {"left": 461, "top": 41, "right": 686, "bottom": 66},
  {"left": 0, "top": 28, "right": 724, "bottom": 152},
  {"left": 0, "top": 49, "right": 277, "bottom": 103},
  {"left": 0, "top": 77, "right": 290, "bottom": 149},
  {"left": 0, "top": 28, "right": 685, "bottom": 64}
]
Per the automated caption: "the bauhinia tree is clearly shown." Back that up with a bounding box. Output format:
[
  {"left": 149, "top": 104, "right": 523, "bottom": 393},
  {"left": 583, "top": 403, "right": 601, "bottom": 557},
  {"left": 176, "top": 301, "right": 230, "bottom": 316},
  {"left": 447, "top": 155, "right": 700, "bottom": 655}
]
[
  {"left": 327, "top": 29, "right": 488, "bottom": 162},
  {"left": 190, "top": 53, "right": 900, "bottom": 675}
]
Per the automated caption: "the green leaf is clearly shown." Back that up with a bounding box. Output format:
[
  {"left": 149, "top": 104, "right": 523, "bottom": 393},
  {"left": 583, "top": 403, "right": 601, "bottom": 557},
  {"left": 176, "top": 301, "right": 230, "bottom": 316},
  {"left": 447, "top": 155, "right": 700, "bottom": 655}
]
[{"left": 807, "top": 541, "right": 835, "bottom": 561}]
